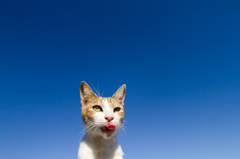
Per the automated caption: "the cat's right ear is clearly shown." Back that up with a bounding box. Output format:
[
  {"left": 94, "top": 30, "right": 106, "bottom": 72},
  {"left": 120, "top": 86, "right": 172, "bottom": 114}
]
[
  {"left": 80, "top": 81, "right": 98, "bottom": 106},
  {"left": 112, "top": 84, "right": 126, "bottom": 105}
]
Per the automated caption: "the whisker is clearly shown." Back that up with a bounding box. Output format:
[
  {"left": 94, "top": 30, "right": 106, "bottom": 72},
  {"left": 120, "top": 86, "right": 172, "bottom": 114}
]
[
  {"left": 97, "top": 82, "right": 101, "bottom": 97},
  {"left": 91, "top": 126, "right": 99, "bottom": 139},
  {"left": 89, "top": 82, "right": 101, "bottom": 96},
  {"left": 101, "top": 89, "right": 105, "bottom": 97},
  {"left": 74, "top": 125, "right": 86, "bottom": 142}
]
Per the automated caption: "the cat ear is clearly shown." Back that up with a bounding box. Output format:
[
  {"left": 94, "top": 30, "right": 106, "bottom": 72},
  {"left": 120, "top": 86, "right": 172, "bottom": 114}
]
[
  {"left": 80, "top": 81, "right": 98, "bottom": 106},
  {"left": 112, "top": 84, "right": 126, "bottom": 105}
]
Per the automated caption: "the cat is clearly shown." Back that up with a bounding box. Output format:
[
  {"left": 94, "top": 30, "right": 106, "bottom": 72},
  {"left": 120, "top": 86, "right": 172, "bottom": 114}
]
[{"left": 78, "top": 81, "right": 126, "bottom": 159}]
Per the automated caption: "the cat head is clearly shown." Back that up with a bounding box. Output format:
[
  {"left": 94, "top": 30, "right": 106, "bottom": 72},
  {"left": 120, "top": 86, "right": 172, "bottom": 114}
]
[{"left": 80, "top": 81, "right": 126, "bottom": 139}]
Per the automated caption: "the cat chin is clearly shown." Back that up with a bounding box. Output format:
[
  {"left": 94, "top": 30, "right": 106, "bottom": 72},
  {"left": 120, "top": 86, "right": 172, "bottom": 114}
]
[
  {"left": 100, "top": 127, "right": 116, "bottom": 139},
  {"left": 101, "top": 133, "right": 115, "bottom": 139}
]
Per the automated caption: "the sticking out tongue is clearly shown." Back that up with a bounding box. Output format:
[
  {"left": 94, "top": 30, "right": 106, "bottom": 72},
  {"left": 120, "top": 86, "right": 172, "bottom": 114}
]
[{"left": 106, "top": 125, "right": 116, "bottom": 129}]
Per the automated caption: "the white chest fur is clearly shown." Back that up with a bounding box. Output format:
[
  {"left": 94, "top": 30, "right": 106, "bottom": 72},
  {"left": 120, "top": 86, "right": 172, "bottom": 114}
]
[{"left": 78, "top": 134, "right": 124, "bottom": 159}]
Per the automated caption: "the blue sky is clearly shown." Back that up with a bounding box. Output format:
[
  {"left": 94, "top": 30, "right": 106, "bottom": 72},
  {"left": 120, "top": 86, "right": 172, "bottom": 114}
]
[{"left": 0, "top": 0, "right": 240, "bottom": 159}]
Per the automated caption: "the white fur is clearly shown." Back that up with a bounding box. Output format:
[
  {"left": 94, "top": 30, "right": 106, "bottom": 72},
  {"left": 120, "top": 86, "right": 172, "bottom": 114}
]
[{"left": 78, "top": 99, "right": 124, "bottom": 159}]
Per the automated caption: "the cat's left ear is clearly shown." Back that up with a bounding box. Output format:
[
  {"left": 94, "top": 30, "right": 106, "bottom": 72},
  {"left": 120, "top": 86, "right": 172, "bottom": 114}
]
[
  {"left": 112, "top": 84, "right": 126, "bottom": 105},
  {"left": 80, "top": 81, "right": 98, "bottom": 106}
]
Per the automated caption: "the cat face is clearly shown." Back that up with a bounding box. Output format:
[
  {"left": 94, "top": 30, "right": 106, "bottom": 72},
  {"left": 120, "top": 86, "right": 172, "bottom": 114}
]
[{"left": 80, "top": 82, "right": 126, "bottom": 139}]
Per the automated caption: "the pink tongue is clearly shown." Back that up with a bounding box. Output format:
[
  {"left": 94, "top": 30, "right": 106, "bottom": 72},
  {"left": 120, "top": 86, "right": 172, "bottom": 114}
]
[{"left": 106, "top": 125, "right": 116, "bottom": 129}]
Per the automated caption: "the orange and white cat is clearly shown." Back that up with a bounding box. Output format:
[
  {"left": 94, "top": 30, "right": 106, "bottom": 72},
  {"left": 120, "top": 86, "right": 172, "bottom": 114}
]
[{"left": 78, "top": 81, "right": 126, "bottom": 159}]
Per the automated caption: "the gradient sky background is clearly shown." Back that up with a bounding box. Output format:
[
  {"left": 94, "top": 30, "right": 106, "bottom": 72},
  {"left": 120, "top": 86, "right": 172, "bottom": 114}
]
[{"left": 1, "top": 0, "right": 240, "bottom": 159}]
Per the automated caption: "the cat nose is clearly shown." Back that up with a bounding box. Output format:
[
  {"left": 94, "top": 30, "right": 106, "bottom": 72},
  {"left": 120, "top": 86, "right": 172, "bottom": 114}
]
[{"left": 105, "top": 117, "right": 114, "bottom": 122}]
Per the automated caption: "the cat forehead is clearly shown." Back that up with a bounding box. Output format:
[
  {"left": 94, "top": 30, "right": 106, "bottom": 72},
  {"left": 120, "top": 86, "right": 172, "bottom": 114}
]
[{"left": 90, "top": 97, "right": 121, "bottom": 108}]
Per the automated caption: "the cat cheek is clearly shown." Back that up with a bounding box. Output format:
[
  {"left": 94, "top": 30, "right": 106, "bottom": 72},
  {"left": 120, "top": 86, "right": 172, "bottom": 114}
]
[
  {"left": 120, "top": 118, "right": 124, "bottom": 124},
  {"left": 87, "top": 108, "right": 96, "bottom": 117},
  {"left": 117, "top": 111, "right": 124, "bottom": 117}
]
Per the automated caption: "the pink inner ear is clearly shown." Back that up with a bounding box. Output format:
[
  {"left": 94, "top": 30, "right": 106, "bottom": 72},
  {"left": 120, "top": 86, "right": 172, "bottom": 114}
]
[
  {"left": 119, "top": 98, "right": 123, "bottom": 104},
  {"left": 81, "top": 98, "right": 88, "bottom": 106}
]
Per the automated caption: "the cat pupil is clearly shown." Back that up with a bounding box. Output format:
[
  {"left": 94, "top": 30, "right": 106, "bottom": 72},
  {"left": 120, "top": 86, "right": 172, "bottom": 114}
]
[
  {"left": 114, "top": 107, "right": 121, "bottom": 112},
  {"left": 93, "top": 105, "right": 103, "bottom": 112}
]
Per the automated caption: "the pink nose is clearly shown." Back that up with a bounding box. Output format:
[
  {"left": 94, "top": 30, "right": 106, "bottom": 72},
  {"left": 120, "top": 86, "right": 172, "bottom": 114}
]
[{"left": 105, "top": 117, "right": 114, "bottom": 122}]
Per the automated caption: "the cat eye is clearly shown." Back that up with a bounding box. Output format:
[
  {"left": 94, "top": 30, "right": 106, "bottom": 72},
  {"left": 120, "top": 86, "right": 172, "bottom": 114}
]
[
  {"left": 113, "top": 107, "right": 121, "bottom": 112},
  {"left": 93, "top": 105, "right": 103, "bottom": 112}
]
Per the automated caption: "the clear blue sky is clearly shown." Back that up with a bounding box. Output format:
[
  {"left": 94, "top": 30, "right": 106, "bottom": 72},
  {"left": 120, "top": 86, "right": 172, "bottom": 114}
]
[{"left": 1, "top": 0, "right": 240, "bottom": 159}]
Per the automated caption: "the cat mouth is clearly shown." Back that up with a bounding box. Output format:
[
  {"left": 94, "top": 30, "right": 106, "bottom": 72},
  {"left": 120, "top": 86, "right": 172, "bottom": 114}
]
[{"left": 100, "top": 125, "right": 116, "bottom": 134}]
